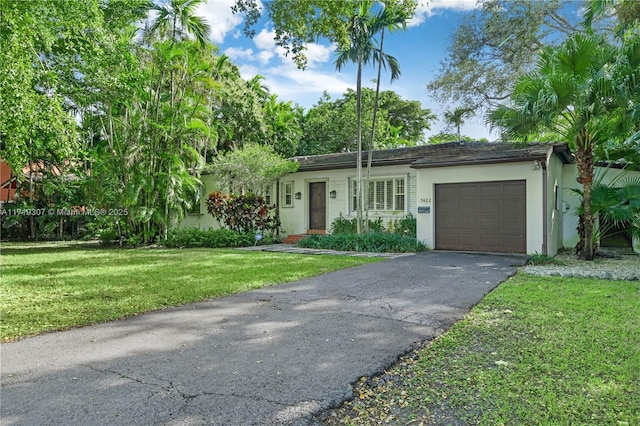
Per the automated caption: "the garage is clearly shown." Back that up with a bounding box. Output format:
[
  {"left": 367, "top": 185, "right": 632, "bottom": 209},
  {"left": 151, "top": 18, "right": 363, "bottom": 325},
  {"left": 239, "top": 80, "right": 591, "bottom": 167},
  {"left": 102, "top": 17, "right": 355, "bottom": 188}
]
[{"left": 435, "top": 180, "right": 527, "bottom": 253}]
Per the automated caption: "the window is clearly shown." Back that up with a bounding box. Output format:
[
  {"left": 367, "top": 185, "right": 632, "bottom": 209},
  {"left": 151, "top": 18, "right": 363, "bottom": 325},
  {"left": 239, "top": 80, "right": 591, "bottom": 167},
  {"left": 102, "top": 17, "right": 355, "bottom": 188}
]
[
  {"left": 281, "top": 181, "right": 293, "bottom": 207},
  {"left": 264, "top": 185, "right": 272, "bottom": 205},
  {"left": 188, "top": 187, "right": 203, "bottom": 214},
  {"left": 352, "top": 177, "right": 405, "bottom": 212}
]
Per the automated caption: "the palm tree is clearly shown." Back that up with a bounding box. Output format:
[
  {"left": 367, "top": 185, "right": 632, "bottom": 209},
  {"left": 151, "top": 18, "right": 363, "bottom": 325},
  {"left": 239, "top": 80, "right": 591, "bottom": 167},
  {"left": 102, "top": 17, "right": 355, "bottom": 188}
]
[
  {"left": 489, "top": 32, "right": 640, "bottom": 259},
  {"left": 149, "top": 0, "right": 211, "bottom": 47},
  {"left": 365, "top": 4, "right": 406, "bottom": 228},
  {"left": 444, "top": 107, "right": 475, "bottom": 140},
  {"left": 335, "top": 0, "right": 405, "bottom": 234}
]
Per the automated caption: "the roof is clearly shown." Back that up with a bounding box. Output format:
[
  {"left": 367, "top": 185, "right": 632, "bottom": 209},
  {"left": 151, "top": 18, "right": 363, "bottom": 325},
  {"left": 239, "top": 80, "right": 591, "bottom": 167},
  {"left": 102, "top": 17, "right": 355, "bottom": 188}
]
[{"left": 292, "top": 142, "right": 573, "bottom": 171}]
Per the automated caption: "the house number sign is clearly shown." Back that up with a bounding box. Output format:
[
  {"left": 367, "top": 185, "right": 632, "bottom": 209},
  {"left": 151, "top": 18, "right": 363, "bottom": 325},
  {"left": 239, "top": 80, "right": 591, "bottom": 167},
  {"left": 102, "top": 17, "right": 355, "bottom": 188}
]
[{"left": 420, "top": 198, "right": 431, "bottom": 203}]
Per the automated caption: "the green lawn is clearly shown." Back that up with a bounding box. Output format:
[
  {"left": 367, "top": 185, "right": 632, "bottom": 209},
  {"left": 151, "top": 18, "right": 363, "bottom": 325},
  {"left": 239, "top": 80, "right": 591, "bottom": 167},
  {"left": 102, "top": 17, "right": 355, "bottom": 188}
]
[
  {"left": 328, "top": 274, "right": 640, "bottom": 426},
  {"left": 0, "top": 242, "right": 379, "bottom": 341}
]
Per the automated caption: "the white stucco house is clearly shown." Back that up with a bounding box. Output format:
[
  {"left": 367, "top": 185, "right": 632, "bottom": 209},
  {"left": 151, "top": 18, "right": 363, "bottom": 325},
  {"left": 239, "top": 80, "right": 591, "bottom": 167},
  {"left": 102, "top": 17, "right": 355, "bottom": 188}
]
[{"left": 181, "top": 141, "right": 639, "bottom": 255}]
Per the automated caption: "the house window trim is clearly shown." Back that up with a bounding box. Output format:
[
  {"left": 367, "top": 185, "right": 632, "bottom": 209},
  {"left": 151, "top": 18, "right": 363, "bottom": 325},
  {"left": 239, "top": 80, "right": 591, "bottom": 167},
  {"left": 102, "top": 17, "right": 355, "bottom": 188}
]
[
  {"left": 348, "top": 175, "right": 407, "bottom": 214},
  {"left": 281, "top": 181, "right": 294, "bottom": 208},
  {"left": 187, "top": 186, "right": 204, "bottom": 215}
]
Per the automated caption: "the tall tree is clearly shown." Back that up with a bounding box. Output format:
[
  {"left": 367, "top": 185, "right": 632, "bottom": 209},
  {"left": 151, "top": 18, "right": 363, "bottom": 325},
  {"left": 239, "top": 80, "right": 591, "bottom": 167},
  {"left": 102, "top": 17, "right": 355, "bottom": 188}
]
[
  {"left": 262, "top": 95, "right": 303, "bottom": 158},
  {"left": 232, "top": 0, "right": 417, "bottom": 69},
  {"left": 298, "top": 89, "right": 434, "bottom": 155},
  {"left": 489, "top": 32, "right": 640, "bottom": 259},
  {"left": 444, "top": 107, "right": 475, "bottom": 139},
  {"left": 149, "top": 0, "right": 211, "bottom": 47},
  {"left": 335, "top": 1, "right": 412, "bottom": 233},
  {"left": 428, "top": 0, "right": 591, "bottom": 112},
  {"left": 335, "top": 0, "right": 378, "bottom": 234},
  {"left": 365, "top": 3, "right": 407, "bottom": 228}
]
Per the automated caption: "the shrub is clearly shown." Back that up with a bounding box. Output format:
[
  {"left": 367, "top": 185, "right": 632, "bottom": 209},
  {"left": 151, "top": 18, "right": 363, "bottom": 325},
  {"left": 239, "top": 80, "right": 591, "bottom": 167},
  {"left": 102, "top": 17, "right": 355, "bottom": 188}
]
[
  {"left": 164, "top": 228, "right": 256, "bottom": 248},
  {"left": 207, "top": 191, "right": 280, "bottom": 235},
  {"left": 330, "top": 214, "right": 385, "bottom": 234},
  {"left": 389, "top": 214, "right": 417, "bottom": 238},
  {"left": 297, "top": 232, "right": 427, "bottom": 253}
]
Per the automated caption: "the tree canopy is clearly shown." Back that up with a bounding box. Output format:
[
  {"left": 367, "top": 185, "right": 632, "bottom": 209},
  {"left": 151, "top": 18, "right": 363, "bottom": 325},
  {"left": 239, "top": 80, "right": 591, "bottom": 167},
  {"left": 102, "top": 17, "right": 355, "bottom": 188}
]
[
  {"left": 298, "top": 89, "right": 435, "bottom": 155},
  {"left": 231, "top": 0, "right": 417, "bottom": 68},
  {"left": 489, "top": 31, "right": 640, "bottom": 259},
  {"left": 427, "top": 0, "right": 592, "bottom": 111}
]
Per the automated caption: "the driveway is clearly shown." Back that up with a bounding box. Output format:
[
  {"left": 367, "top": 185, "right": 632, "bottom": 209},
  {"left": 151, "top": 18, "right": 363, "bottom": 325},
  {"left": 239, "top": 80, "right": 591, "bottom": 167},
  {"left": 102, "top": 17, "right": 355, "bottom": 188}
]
[{"left": 1, "top": 251, "right": 527, "bottom": 425}]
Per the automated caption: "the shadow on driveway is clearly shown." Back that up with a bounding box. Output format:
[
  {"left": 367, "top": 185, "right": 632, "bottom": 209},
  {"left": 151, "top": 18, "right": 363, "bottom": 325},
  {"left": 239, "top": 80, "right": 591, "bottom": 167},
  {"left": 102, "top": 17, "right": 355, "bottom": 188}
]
[{"left": 1, "top": 251, "right": 527, "bottom": 425}]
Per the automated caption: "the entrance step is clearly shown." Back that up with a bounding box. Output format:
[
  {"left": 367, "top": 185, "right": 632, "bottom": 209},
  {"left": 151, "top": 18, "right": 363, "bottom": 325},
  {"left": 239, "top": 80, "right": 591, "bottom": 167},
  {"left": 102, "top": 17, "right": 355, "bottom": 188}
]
[
  {"left": 282, "top": 234, "right": 307, "bottom": 245},
  {"left": 282, "top": 231, "right": 326, "bottom": 245}
]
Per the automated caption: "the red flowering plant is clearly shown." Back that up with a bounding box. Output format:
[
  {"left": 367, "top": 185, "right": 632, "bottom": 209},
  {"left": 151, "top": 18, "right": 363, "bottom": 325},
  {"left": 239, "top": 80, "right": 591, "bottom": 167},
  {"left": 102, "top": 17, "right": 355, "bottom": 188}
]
[{"left": 206, "top": 191, "right": 280, "bottom": 236}]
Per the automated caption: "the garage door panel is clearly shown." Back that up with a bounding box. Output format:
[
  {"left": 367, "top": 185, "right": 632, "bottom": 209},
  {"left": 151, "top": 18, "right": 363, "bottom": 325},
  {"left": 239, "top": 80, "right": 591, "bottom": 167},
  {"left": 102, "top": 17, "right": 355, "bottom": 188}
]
[
  {"left": 458, "top": 186, "right": 479, "bottom": 198},
  {"left": 481, "top": 200, "right": 503, "bottom": 214},
  {"left": 438, "top": 186, "right": 459, "bottom": 198},
  {"left": 503, "top": 218, "right": 526, "bottom": 230},
  {"left": 435, "top": 180, "right": 526, "bottom": 253},
  {"left": 438, "top": 217, "right": 459, "bottom": 230},
  {"left": 504, "top": 182, "right": 526, "bottom": 197},
  {"left": 481, "top": 217, "right": 503, "bottom": 231},
  {"left": 459, "top": 218, "right": 481, "bottom": 230},
  {"left": 459, "top": 200, "right": 479, "bottom": 210},
  {"left": 439, "top": 200, "right": 459, "bottom": 211},
  {"left": 480, "top": 184, "right": 503, "bottom": 197}
]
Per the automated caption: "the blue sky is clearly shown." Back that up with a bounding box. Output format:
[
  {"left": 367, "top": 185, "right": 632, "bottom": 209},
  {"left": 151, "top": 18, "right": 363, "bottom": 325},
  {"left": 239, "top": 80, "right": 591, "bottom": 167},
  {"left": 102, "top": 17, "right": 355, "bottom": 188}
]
[{"left": 195, "top": 0, "right": 493, "bottom": 140}]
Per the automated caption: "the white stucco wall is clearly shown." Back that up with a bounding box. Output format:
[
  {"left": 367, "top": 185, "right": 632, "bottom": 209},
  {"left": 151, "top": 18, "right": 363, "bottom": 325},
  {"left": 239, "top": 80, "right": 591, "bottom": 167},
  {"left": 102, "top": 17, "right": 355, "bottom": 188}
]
[
  {"left": 279, "top": 165, "right": 417, "bottom": 236},
  {"left": 414, "top": 161, "right": 546, "bottom": 254},
  {"left": 179, "top": 174, "right": 222, "bottom": 230},
  {"left": 546, "top": 153, "right": 565, "bottom": 256}
]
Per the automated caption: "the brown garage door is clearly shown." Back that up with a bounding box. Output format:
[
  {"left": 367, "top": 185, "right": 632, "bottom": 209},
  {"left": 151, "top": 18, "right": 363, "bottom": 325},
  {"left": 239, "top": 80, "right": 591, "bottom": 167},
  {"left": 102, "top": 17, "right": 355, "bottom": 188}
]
[{"left": 435, "top": 180, "right": 526, "bottom": 253}]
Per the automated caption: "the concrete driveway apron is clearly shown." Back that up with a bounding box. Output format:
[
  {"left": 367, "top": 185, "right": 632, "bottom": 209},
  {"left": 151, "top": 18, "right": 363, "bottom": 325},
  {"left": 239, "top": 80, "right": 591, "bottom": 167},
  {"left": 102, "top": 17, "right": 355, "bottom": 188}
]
[{"left": 1, "top": 251, "right": 527, "bottom": 425}]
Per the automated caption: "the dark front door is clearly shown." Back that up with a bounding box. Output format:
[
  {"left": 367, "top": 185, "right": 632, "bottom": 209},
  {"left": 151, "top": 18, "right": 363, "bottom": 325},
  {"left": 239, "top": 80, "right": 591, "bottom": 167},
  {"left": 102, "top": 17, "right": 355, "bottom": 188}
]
[{"left": 309, "top": 182, "right": 326, "bottom": 231}]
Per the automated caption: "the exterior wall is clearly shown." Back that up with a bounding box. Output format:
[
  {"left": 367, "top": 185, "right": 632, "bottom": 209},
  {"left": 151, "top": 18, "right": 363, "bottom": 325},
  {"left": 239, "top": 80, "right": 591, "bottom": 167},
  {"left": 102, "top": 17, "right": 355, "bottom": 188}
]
[
  {"left": 546, "top": 153, "right": 565, "bottom": 256},
  {"left": 415, "top": 161, "right": 545, "bottom": 254},
  {"left": 179, "top": 174, "right": 220, "bottom": 230},
  {"left": 177, "top": 156, "right": 638, "bottom": 255},
  {"left": 562, "top": 165, "right": 640, "bottom": 253},
  {"left": 279, "top": 164, "right": 417, "bottom": 236}
]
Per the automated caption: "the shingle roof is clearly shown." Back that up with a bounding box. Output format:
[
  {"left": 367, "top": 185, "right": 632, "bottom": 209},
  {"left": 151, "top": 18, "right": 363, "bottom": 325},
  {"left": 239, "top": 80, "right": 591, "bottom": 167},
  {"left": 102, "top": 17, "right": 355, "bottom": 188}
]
[{"left": 292, "top": 142, "right": 572, "bottom": 171}]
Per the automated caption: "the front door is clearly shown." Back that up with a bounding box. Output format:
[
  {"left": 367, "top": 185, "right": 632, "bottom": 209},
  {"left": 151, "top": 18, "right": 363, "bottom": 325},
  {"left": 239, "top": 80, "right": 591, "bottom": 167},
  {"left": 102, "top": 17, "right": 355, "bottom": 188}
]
[{"left": 309, "top": 182, "right": 326, "bottom": 231}]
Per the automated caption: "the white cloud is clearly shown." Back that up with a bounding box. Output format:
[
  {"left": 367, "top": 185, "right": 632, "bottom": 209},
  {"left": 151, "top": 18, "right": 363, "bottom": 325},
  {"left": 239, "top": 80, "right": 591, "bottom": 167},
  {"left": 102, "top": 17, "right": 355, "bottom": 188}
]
[
  {"left": 409, "top": 0, "right": 479, "bottom": 27},
  {"left": 254, "top": 28, "right": 277, "bottom": 50},
  {"left": 196, "top": 0, "right": 245, "bottom": 44},
  {"left": 252, "top": 28, "right": 334, "bottom": 67},
  {"left": 257, "top": 50, "right": 275, "bottom": 64},
  {"left": 300, "top": 43, "right": 334, "bottom": 68},
  {"left": 259, "top": 59, "right": 351, "bottom": 103},
  {"left": 224, "top": 47, "right": 254, "bottom": 61}
]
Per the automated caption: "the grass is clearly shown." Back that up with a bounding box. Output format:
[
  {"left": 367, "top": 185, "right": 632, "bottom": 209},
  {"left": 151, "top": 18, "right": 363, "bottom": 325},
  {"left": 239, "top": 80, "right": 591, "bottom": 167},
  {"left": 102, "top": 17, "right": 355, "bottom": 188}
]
[
  {"left": 327, "top": 274, "right": 640, "bottom": 425},
  {"left": 0, "top": 242, "right": 380, "bottom": 341}
]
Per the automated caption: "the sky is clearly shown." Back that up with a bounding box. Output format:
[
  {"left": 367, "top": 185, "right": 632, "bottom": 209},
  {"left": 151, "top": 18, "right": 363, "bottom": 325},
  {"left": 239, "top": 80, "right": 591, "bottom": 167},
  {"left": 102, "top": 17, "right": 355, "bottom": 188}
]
[{"left": 194, "top": 0, "right": 494, "bottom": 141}]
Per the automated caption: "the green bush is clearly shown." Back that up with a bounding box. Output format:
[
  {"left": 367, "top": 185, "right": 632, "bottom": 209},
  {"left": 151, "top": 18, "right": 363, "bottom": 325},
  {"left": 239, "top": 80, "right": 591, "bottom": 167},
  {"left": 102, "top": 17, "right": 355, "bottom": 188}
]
[
  {"left": 330, "top": 214, "right": 385, "bottom": 234},
  {"left": 297, "top": 232, "right": 427, "bottom": 253},
  {"left": 164, "top": 228, "right": 257, "bottom": 248},
  {"left": 389, "top": 214, "right": 417, "bottom": 238}
]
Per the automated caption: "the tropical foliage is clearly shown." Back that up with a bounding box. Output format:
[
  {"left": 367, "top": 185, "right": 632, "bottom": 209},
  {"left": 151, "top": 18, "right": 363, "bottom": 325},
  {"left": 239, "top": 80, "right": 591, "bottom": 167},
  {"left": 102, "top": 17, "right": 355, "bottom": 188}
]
[
  {"left": 206, "top": 192, "right": 280, "bottom": 236},
  {"left": 207, "top": 143, "right": 299, "bottom": 195},
  {"left": 489, "top": 31, "right": 640, "bottom": 259},
  {"left": 298, "top": 89, "right": 434, "bottom": 155},
  {"left": 428, "top": 0, "right": 594, "bottom": 112},
  {"left": 0, "top": 0, "right": 301, "bottom": 243}
]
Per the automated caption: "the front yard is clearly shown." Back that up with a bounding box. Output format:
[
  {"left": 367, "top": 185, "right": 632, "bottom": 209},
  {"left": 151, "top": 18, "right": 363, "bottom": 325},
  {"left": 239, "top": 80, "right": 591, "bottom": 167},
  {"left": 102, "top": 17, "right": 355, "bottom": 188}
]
[
  {"left": 0, "top": 242, "right": 379, "bottom": 341},
  {"left": 3, "top": 243, "right": 638, "bottom": 425},
  {"left": 325, "top": 273, "right": 640, "bottom": 425}
]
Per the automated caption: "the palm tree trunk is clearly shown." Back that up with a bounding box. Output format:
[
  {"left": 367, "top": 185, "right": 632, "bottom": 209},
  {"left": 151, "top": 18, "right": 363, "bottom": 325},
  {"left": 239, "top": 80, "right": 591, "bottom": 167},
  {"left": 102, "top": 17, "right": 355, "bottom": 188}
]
[
  {"left": 366, "top": 28, "right": 386, "bottom": 232},
  {"left": 576, "top": 135, "right": 595, "bottom": 260},
  {"left": 356, "top": 61, "right": 363, "bottom": 235}
]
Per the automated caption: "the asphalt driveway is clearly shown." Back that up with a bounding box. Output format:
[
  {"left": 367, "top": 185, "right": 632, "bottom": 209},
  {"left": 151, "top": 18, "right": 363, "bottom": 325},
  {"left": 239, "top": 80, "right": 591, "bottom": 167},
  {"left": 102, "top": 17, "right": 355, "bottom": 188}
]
[{"left": 1, "top": 251, "right": 527, "bottom": 425}]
